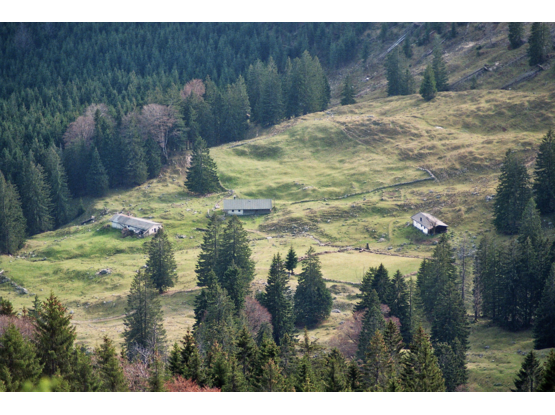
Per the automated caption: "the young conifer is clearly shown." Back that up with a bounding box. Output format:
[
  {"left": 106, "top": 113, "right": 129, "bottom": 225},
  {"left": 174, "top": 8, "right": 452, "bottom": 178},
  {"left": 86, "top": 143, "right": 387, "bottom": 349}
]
[
  {"left": 185, "top": 137, "right": 223, "bottom": 195},
  {"left": 96, "top": 336, "right": 128, "bottom": 392},
  {"left": 533, "top": 265, "right": 555, "bottom": 349},
  {"left": 86, "top": 146, "right": 109, "bottom": 197},
  {"left": 0, "top": 324, "right": 42, "bottom": 391},
  {"left": 538, "top": 350, "right": 555, "bottom": 392},
  {"left": 285, "top": 246, "right": 298, "bottom": 275},
  {"left": 512, "top": 350, "right": 543, "bottom": 391},
  {"left": 145, "top": 228, "right": 178, "bottom": 293},
  {"left": 340, "top": 76, "right": 356, "bottom": 106},
  {"left": 533, "top": 129, "right": 555, "bottom": 215},
  {"left": 420, "top": 65, "right": 437, "bottom": 101},
  {"left": 0, "top": 172, "right": 26, "bottom": 254}
]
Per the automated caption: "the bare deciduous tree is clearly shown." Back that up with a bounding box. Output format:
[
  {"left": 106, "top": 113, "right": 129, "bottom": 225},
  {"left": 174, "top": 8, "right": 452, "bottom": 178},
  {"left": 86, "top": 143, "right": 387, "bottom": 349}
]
[
  {"left": 63, "top": 103, "right": 111, "bottom": 147},
  {"left": 139, "top": 104, "right": 179, "bottom": 160},
  {"left": 181, "top": 79, "right": 206, "bottom": 100},
  {"left": 244, "top": 297, "right": 272, "bottom": 337},
  {"left": 328, "top": 310, "right": 364, "bottom": 358}
]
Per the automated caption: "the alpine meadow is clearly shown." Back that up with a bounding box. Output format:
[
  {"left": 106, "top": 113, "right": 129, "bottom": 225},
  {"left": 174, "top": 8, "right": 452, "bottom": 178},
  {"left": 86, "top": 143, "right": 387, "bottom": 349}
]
[{"left": 2, "top": 21, "right": 555, "bottom": 393}]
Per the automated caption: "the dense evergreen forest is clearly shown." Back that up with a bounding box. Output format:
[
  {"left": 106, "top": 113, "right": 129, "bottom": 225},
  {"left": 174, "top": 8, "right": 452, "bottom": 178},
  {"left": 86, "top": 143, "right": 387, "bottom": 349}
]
[{"left": 0, "top": 22, "right": 370, "bottom": 251}]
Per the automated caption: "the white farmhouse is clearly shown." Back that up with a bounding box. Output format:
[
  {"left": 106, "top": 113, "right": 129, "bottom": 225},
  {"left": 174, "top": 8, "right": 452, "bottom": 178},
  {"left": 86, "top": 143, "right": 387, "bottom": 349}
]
[
  {"left": 110, "top": 214, "right": 162, "bottom": 238},
  {"left": 411, "top": 212, "right": 448, "bottom": 235},
  {"left": 223, "top": 199, "right": 272, "bottom": 216}
]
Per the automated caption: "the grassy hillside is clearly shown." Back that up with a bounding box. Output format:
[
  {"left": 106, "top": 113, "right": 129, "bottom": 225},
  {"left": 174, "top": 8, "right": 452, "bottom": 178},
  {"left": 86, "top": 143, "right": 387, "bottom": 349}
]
[{"left": 2, "top": 24, "right": 555, "bottom": 390}]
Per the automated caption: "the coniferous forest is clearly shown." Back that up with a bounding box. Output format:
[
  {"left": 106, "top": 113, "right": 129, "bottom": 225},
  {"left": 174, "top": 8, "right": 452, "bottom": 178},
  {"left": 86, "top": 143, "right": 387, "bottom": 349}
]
[{"left": 1, "top": 21, "right": 555, "bottom": 394}]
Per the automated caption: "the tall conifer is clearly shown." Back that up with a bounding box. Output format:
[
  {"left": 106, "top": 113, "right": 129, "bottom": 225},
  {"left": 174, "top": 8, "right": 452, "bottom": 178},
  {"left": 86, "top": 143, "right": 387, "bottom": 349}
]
[
  {"left": 145, "top": 228, "right": 178, "bottom": 293},
  {"left": 533, "top": 129, "right": 555, "bottom": 215},
  {"left": 0, "top": 172, "right": 26, "bottom": 254}
]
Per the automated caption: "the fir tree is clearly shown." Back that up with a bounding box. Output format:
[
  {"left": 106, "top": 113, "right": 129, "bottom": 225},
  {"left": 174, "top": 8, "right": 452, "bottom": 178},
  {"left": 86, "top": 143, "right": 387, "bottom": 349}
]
[
  {"left": 494, "top": 149, "right": 532, "bottom": 235},
  {"left": 195, "top": 215, "right": 222, "bottom": 287},
  {"left": 235, "top": 326, "right": 257, "bottom": 380},
  {"left": 122, "top": 122, "right": 148, "bottom": 187},
  {"left": 508, "top": 23, "right": 524, "bottom": 49},
  {"left": 185, "top": 138, "right": 223, "bottom": 195},
  {"left": 222, "top": 358, "right": 249, "bottom": 391},
  {"left": 382, "top": 320, "right": 404, "bottom": 370},
  {"left": 43, "top": 146, "right": 71, "bottom": 228},
  {"left": 434, "top": 342, "right": 464, "bottom": 391},
  {"left": 294, "top": 355, "right": 318, "bottom": 392},
  {"left": 354, "top": 266, "right": 377, "bottom": 312},
  {"left": 390, "top": 270, "right": 411, "bottom": 344},
  {"left": 403, "top": 36, "right": 413, "bottom": 59},
  {"left": 346, "top": 359, "right": 363, "bottom": 392},
  {"left": 180, "top": 330, "right": 205, "bottom": 385},
  {"left": 148, "top": 353, "right": 168, "bottom": 392},
  {"left": 371, "top": 263, "right": 392, "bottom": 305},
  {"left": 356, "top": 289, "right": 385, "bottom": 361},
  {"left": 259, "top": 253, "right": 295, "bottom": 345},
  {"left": 86, "top": 146, "right": 109, "bottom": 197},
  {"left": 533, "top": 129, "right": 555, "bottom": 215},
  {"left": 96, "top": 336, "right": 128, "bottom": 392},
  {"left": 534, "top": 265, "right": 555, "bottom": 349},
  {"left": 285, "top": 245, "right": 298, "bottom": 275},
  {"left": 432, "top": 39, "right": 449, "bottom": 91},
  {"left": 340, "top": 76, "right": 356, "bottom": 106},
  {"left": 385, "top": 49, "right": 403, "bottom": 96},
  {"left": 168, "top": 342, "right": 183, "bottom": 376},
  {"left": 420, "top": 65, "right": 437, "bottom": 101},
  {"left": 34, "top": 293, "right": 76, "bottom": 377},
  {"left": 538, "top": 350, "right": 555, "bottom": 392},
  {"left": 123, "top": 270, "right": 166, "bottom": 356},
  {"left": 400, "top": 326, "right": 445, "bottom": 392},
  {"left": 294, "top": 247, "right": 333, "bottom": 328},
  {"left": 324, "top": 348, "right": 348, "bottom": 392},
  {"left": 0, "top": 172, "right": 26, "bottom": 254},
  {"left": 0, "top": 323, "right": 42, "bottom": 391},
  {"left": 528, "top": 23, "right": 551, "bottom": 66},
  {"left": 145, "top": 228, "right": 178, "bottom": 293},
  {"left": 0, "top": 297, "right": 15, "bottom": 316},
  {"left": 512, "top": 350, "right": 543, "bottom": 391},
  {"left": 363, "top": 330, "right": 393, "bottom": 391},
  {"left": 258, "top": 359, "right": 287, "bottom": 392},
  {"left": 67, "top": 348, "right": 102, "bottom": 392},
  {"left": 221, "top": 262, "right": 248, "bottom": 312},
  {"left": 144, "top": 136, "right": 162, "bottom": 179},
  {"left": 431, "top": 279, "right": 470, "bottom": 351},
  {"left": 218, "top": 215, "right": 255, "bottom": 288},
  {"left": 20, "top": 158, "right": 53, "bottom": 235}
]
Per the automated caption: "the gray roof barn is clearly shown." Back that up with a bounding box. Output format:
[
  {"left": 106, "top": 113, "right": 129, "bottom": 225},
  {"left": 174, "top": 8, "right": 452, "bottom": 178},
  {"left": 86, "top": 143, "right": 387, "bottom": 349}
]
[
  {"left": 411, "top": 212, "right": 448, "bottom": 231},
  {"left": 110, "top": 214, "right": 161, "bottom": 232},
  {"left": 223, "top": 199, "right": 272, "bottom": 211}
]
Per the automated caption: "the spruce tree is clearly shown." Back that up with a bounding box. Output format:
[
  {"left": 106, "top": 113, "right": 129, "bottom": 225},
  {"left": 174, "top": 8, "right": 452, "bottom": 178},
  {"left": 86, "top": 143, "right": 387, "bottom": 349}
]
[
  {"left": 0, "top": 298, "right": 16, "bottom": 316},
  {"left": 434, "top": 342, "right": 464, "bottom": 391},
  {"left": 400, "top": 326, "right": 445, "bottom": 392},
  {"left": 195, "top": 215, "right": 222, "bottom": 287},
  {"left": 534, "top": 265, "right": 555, "bottom": 349},
  {"left": 285, "top": 245, "right": 298, "bottom": 275},
  {"left": 431, "top": 279, "right": 470, "bottom": 351},
  {"left": 235, "top": 326, "right": 257, "bottom": 380},
  {"left": 168, "top": 342, "right": 183, "bottom": 376},
  {"left": 371, "top": 263, "right": 392, "bottom": 305},
  {"left": 185, "top": 137, "right": 223, "bottom": 195},
  {"left": 218, "top": 215, "right": 255, "bottom": 287},
  {"left": 420, "top": 65, "right": 437, "bottom": 101},
  {"left": 390, "top": 270, "right": 411, "bottom": 344},
  {"left": 122, "top": 122, "right": 148, "bottom": 187},
  {"left": 533, "top": 129, "right": 555, "bottom": 215},
  {"left": 324, "top": 348, "right": 348, "bottom": 392},
  {"left": 346, "top": 359, "right": 363, "bottom": 392},
  {"left": 508, "top": 23, "right": 524, "bottom": 49},
  {"left": 356, "top": 289, "right": 386, "bottom": 360},
  {"left": 340, "top": 76, "right": 356, "bottom": 106},
  {"left": 144, "top": 136, "right": 163, "bottom": 179},
  {"left": 180, "top": 330, "right": 205, "bottom": 385},
  {"left": 432, "top": 39, "right": 449, "bottom": 91},
  {"left": 403, "top": 36, "right": 413, "bottom": 58},
  {"left": 513, "top": 350, "right": 543, "bottom": 391},
  {"left": 354, "top": 266, "right": 377, "bottom": 312},
  {"left": 68, "top": 348, "right": 102, "bottom": 392},
  {"left": 382, "top": 319, "right": 404, "bottom": 370},
  {"left": 258, "top": 359, "right": 287, "bottom": 392},
  {"left": 86, "top": 146, "right": 109, "bottom": 197},
  {"left": 34, "top": 293, "right": 76, "bottom": 377},
  {"left": 145, "top": 228, "right": 178, "bottom": 294},
  {"left": 123, "top": 270, "right": 166, "bottom": 356},
  {"left": 222, "top": 358, "right": 249, "bottom": 391},
  {"left": 259, "top": 253, "right": 295, "bottom": 345},
  {"left": 538, "top": 350, "right": 555, "bottom": 392},
  {"left": 259, "top": 58, "right": 284, "bottom": 127},
  {"left": 220, "top": 262, "right": 248, "bottom": 312},
  {"left": 385, "top": 49, "right": 403, "bottom": 96},
  {"left": 20, "top": 158, "right": 53, "bottom": 235},
  {"left": 528, "top": 23, "right": 551, "bottom": 66},
  {"left": 363, "top": 330, "right": 393, "bottom": 391},
  {"left": 43, "top": 146, "right": 71, "bottom": 228},
  {"left": 96, "top": 336, "right": 128, "bottom": 392},
  {"left": 0, "top": 324, "right": 42, "bottom": 391},
  {"left": 0, "top": 172, "right": 26, "bottom": 254},
  {"left": 148, "top": 353, "right": 168, "bottom": 392},
  {"left": 494, "top": 149, "right": 532, "bottom": 235},
  {"left": 294, "top": 247, "right": 333, "bottom": 328}
]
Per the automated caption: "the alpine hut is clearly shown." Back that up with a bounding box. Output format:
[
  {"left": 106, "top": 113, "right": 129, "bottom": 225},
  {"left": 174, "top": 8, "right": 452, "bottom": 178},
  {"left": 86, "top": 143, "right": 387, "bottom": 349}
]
[
  {"left": 411, "top": 212, "right": 448, "bottom": 235},
  {"left": 110, "top": 214, "right": 162, "bottom": 238},
  {"left": 223, "top": 198, "right": 272, "bottom": 216}
]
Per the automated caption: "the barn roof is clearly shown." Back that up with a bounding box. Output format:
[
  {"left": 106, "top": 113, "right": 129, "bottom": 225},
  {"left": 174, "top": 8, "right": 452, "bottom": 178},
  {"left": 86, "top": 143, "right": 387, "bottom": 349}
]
[
  {"left": 411, "top": 212, "right": 448, "bottom": 230},
  {"left": 223, "top": 199, "right": 272, "bottom": 210},
  {"left": 110, "top": 214, "right": 161, "bottom": 231}
]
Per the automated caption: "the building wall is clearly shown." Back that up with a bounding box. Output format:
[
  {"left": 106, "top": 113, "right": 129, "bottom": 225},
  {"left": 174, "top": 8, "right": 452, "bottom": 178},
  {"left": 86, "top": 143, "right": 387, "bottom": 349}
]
[{"left": 413, "top": 220, "right": 429, "bottom": 234}]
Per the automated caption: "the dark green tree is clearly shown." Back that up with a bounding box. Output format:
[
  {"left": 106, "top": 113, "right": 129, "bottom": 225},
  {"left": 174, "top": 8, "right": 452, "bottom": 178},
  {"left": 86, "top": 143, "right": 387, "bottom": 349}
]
[
  {"left": 218, "top": 215, "right": 255, "bottom": 287},
  {"left": 362, "top": 330, "right": 393, "bottom": 391},
  {"left": 67, "top": 348, "right": 102, "bottom": 392},
  {"left": 494, "top": 149, "right": 532, "bottom": 235},
  {"left": 235, "top": 326, "right": 257, "bottom": 380},
  {"left": 356, "top": 289, "right": 386, "bottom": 361},
  {"left": 285, "top": 245, "right": 298, "bottom": 275},
  {"left": 324, "top": 348, "right": 348, "bottom": 392},
  {"left": 400, "top": 326, "right": 445, "bottom": 392},
  {"left": 144, "top": 136, "right": 163, "bottom": 180},
  {"left": 185, "top": 137, "right": 223, "bottom": 195},
  {"left": 0, "top": 298, "right": 15, "bottom": 316},
  {"left": 20, "top": 158, "right": 53, "bottom": 235},
  {"left": 346, "top": 359, "right": 363, "bottom": 392},
  {"left": 0, "top": 324, "right": 42, "bottom": 391},
  {"left": 0, "top": 172, "right": 26, "bottom": 254},
  {"left": 43, "top": 146, "right": 71, "bottom": 227},
  {"left": 431, "top": 279, "right": 470, "bottom": 351},
  {"left": 195, "top": 215, "right": 222, "bottom": 287},
  {"left": 148, "top": 353, "right": 168, "bottom": 392},
  {"left": 512, "top": 350, "right": 543, "bottom": 391},
  {"left": 340, "top": 76, "right": 356, "bottom": 106},
  {"left": 96, "top": 336, "right": 128, "bottom": 392},
  {"left": 538, "top": 350, "right": 555, "bottom": 392},
  {"left": 432, "top": 39, "right": 449, "bottom": 91},
  {"left": 220, "top": 262, "right": 248, "bottom": 312},
  {"left": 533, "top": 129, "right": 555, "bottom": 215},
  {"left": 34, "top": 293, "right": 76, "bottom": 377},
  {"left": 528, "top": 23, "right": 551, "bottom": 66},
  {"left": 123, "top": 270, "right": 166, "bottom": 356},
  {"left": 354, "top": 266, "right": 377, "bottom": 312},
  {"left": 508, "top": 23, "right": 524, "bottom": 49},
  {"left": 403, "top": 36, "right": 413, "bottom": 58},
  {"left": 259, "top": 253, "right": 295, "bottom": 345},
  {"left": 122, "top": 122, "right": 148, "bottom": 187},
  {"left": 168, "top": 342, "right": 183, "bottom": 376},
  {"left": 386, "top": 49, "right": 403, "bottom": 97},
  {"left": 86, "top": 146, "right": 109, "bottom": 197},
  {"left": 145, "top": 228, "right": 178, "bottom": 293},
  {"left": 371, "top": 263, "right": 392, "bottom": 305},
  {"left": 389, "top": 270, "right": 411, "bottom": 344},
  {"left": 420, "top": 65, "right": 437, "bottom": 101},
  {"left": 294, "top": 247, "right": 333, "bottom": 328},
  {"left": 534, "top": 265, "right": 555, "bottom": 349},
  {"left": 180, "top": 330, "right": 205, "bottom": 385}
]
